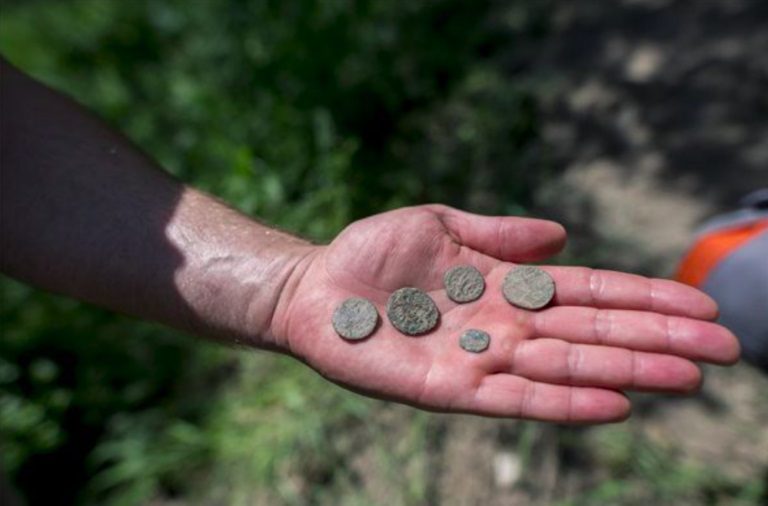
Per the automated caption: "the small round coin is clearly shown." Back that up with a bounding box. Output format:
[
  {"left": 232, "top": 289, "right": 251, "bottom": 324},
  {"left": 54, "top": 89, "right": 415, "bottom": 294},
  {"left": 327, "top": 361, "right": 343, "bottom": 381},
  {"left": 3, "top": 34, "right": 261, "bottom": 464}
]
[
  {"left": 332, "top": 297, "right": 379, "bottom": 340},
  {"left": 386, "top": 287, "right": 440, "bottom": 336},
  {"left": 443, "top": 265, "right": 485, "bottom": 303},
  {"left": 502, "top": 265, "right": 555, "bottom": 310},
  {"left": 459, "top": 329, "right": 491, "bottom": 353}
]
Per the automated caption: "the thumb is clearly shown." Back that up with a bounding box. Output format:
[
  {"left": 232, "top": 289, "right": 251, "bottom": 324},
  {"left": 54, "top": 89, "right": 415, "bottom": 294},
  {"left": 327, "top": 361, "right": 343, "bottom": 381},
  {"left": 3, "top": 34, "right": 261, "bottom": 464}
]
[{"left": 433, "top": 205, "right": 567, "bottom": 262}]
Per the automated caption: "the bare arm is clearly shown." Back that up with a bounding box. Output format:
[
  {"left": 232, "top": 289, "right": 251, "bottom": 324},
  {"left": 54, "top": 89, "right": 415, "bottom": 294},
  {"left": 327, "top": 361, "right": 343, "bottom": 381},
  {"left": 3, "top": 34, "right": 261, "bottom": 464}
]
[
  {"left": 0, "top": 59, "right": 739, "bottom": 423},
  {"left": 0, "top": 58, "right": 313, "bottom": 348}
]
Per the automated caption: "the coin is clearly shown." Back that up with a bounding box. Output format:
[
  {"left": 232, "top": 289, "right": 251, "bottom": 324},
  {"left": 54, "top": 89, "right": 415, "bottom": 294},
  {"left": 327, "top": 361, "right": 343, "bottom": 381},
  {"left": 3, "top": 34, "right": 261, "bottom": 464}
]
[
  {"left": 443, "top": 265, "right": 485, "bottom": 303},
  {"left": 386, "top": 287, "right": 439, "bottom": 335},
  {"left": 502, "top": 266, "right": 555, "bottom": 310},
  {"left": 332, "top": 297, "right": 379, "bottom": 340},
  {"left": 459, "top": 329, "right": 491, "bottom": 353}
]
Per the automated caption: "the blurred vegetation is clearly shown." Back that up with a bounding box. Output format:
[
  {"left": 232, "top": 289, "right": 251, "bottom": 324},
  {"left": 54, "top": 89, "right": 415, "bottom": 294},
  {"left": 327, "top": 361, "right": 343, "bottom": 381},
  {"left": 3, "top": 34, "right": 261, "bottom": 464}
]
[
  {"left": 1, "top": 1, "right": 764, "bottom": 505},
  {"left": 556, "top": 423, "right": 766, "bottom": 506},
  {"left": 0, "top": 0, "right": 547, "bottom": 504}
]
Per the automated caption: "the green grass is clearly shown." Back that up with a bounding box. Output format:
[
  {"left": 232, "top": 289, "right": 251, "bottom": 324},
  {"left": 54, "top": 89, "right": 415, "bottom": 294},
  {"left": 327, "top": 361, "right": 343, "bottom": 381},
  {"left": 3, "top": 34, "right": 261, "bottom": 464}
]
[{"left": 554, "top": 424, "right": 766, "bottom": 506}]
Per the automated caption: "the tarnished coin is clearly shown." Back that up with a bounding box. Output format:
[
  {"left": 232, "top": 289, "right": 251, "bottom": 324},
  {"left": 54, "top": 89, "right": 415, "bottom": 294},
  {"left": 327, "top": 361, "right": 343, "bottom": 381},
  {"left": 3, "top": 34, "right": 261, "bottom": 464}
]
[
  {"left": 502, "top": 266, "right": 555, "bottom": 310},
  {"left": 386, "top": 287, "right": 439, "bottom": 335},
  {"left": 444, "top": 265, "right": 485, "bottom": 303},
  {"left": 459, "top": 329, "right": 491, "bottom": 353},
  {"left": 332, "top": 297, "right": 379, "bottom": 340}
]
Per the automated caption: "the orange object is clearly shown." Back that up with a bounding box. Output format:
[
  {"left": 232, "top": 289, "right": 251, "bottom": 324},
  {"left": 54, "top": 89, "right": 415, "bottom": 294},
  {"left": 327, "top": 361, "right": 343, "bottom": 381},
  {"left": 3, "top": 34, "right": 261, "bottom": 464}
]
[{"left": 676, "top": 219, "right": 768, "bottom": 288}]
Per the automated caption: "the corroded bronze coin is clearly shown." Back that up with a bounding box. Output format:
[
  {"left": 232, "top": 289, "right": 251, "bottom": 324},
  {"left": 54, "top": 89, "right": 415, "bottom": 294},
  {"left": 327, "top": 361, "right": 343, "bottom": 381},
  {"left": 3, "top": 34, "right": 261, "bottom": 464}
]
[
  {"left": 332, "top": 297, "right": 379, "bottom": 340},
  {"left": 444, "top": 265, "right": 485, "bottom": 303},
  {"left": 502, "top": 266, "right": 555, "bottom": 310},
  {"left": 459, "top": 329, "right": 491, "bottom": 353},
  {"left": 386, "top": 287, "right": 439, "bottom": 335}
]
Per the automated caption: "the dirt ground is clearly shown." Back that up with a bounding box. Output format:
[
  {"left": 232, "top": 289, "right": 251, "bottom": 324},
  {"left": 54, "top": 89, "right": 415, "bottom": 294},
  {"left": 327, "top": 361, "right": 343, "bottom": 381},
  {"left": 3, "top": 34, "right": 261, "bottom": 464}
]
[{"left": 421, "top": 0, "right": 768, "bottom": 504}]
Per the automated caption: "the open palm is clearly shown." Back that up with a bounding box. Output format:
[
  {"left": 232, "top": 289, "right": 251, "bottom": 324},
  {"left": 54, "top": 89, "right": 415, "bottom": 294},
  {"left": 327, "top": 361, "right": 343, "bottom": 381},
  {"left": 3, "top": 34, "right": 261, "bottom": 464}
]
[{"left": 273, "top": 205, "right": 739, "bottom": 423}]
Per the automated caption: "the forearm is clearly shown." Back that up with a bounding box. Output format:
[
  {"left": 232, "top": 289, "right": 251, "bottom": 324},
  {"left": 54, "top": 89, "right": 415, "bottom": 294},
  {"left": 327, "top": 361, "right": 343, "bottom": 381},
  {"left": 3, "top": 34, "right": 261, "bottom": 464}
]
[
  {"left": 150, "top": 187, "right": 316, "bottom": 347},
  {"left": 0, "top": 58, "right": 312, "bottom": 348}
]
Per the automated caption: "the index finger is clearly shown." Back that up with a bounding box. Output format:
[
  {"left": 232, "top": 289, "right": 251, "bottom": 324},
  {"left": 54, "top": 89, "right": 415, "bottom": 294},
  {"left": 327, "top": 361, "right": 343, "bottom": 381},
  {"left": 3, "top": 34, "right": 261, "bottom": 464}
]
[{"left": 542, "top": 266, "right": 719, "bottom": 320}]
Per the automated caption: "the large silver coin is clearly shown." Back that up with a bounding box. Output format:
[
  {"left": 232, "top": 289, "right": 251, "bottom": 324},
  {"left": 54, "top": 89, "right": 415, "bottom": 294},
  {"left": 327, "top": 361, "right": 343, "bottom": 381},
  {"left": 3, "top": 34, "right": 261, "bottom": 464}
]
[
  {"left": 459, "top": 329, "right": 491, "bottom": 353},
  {"left": 443, "top": 265, "right": 485, "bottom": 303},
  {"left": 332, "top": 297, "right": 379, "bottom": 340},
  {"left": 502, "top": 266, "right": 555, "bottom": 310},
  {"left": 386, "top": 287, "right": 439, "bottom": 336}
]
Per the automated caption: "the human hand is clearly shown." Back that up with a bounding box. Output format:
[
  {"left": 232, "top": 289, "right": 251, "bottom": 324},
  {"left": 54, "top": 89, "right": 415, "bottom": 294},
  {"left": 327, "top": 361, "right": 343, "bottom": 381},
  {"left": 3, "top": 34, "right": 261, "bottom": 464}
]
[{"left": 271, "top": 205, "right": 739, "bottom": 423}]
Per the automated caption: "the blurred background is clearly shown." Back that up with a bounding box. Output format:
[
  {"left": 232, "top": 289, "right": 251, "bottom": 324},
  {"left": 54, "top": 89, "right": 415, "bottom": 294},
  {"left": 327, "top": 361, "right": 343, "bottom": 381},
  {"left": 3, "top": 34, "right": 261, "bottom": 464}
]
[{"left": 1, "top": 0, "right": 767, "bottom": 504}]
